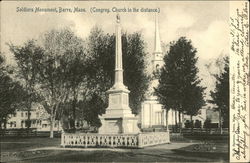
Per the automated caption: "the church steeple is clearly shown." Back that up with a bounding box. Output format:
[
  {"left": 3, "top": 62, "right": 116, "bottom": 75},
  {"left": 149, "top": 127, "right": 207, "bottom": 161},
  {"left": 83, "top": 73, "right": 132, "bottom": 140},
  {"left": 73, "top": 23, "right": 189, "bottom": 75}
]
[
  {"left": 152, "top": 13, "right": 163, "bottom": 73},
  {"left": 154, "top": 13, "right": 162, "bottom": 54}
]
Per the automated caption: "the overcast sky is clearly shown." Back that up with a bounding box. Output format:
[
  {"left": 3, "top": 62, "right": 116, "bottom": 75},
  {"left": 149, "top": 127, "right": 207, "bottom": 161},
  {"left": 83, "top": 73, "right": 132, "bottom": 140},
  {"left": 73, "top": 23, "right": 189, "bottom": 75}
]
[{"left": 1, "top": 1, "right": 229, "bottom": 100}]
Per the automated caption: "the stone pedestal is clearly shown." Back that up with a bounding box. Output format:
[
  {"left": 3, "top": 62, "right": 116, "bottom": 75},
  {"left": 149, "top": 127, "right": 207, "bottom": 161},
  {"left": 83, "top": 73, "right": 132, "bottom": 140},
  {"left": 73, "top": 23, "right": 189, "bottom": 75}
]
[{"left": 99, "top": 86, "right": 140, "bottom": 134}]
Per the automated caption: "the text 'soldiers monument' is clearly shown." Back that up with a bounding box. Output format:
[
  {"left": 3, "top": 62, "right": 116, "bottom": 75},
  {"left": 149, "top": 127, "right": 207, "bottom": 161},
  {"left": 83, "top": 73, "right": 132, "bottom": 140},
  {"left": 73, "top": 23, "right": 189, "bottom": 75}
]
[{"left": 99, "top": 15, "right": 140, "bottom": 134}]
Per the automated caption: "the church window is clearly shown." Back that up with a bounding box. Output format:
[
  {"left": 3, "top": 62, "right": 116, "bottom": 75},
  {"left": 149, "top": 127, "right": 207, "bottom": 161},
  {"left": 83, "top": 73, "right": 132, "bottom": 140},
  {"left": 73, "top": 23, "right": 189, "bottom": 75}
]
[
  {"left": 10, "top": 122, "right": 13, "bottom": 127},
  {"left": 156, "top": 64, "right": 160, "bottom": 70},
  {"left": 13, "top": 122, "right": 16, "bottom": 127},
  {"left": 21, "top": 121, "right": 24, "bottom": 128}
]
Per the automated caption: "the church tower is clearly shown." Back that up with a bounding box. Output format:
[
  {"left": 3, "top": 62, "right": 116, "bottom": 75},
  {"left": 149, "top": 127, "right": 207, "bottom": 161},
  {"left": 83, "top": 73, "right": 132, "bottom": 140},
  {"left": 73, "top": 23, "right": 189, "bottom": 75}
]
[
  {"left": 140, "top": 13, "right": 166, "bottom": 129},
  {"left": 152, "top": 13, "right": 164, "bottom": 73}
]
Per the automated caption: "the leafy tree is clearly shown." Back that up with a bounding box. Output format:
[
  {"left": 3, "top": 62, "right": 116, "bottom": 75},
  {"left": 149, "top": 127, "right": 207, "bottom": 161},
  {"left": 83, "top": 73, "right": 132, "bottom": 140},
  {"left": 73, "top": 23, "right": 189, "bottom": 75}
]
[
  {"left": 9, "top": 28, "right": 87, "bottom": 137},
  {"left": 194, "top": 120, "right": 201, "bottom": 128},
  {"left": 204, "top": 118, "right": 212, "bottom": 132},
  {"left": 9, "top": 41, "right": 43, "bottom": 132},
  {"left": 184, "top": 85, "right": 205, "bottom": 133},
  {"left": 156, "top": 37, "right": 205, "bottom": 133},
  {"left": 85, "top": 27, "right": 149, "bottom": 126},
  {"left": 0, "top": 54, "right": 28, "bottom": 129},
  {"left": 63, "top": 39, "right": 87, "bottom": 131},
  {"left": 123, "top": 32, "right": 150, "bottom": 114},
  {"left": 184, "top": 120, "right": 192, "bottom": 128},
  {"left": 210, "top": 56, "right": 229, "bottom": 134},
  {"left": 37, "top": 28, "right": 86, "bottom": 137}
]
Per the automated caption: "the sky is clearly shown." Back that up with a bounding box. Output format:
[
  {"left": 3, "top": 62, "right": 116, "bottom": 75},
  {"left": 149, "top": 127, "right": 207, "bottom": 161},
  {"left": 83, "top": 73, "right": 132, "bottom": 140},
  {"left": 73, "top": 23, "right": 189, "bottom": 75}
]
[{"left": 1, "top": 1, "right": 230, "bottom": 100}]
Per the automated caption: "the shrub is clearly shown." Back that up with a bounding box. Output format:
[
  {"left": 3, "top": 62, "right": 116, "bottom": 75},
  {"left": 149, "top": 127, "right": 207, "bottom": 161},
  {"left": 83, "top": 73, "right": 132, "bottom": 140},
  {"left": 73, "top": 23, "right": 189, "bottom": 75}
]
[
  {"left": 204, "top": 119, "right": 212, "bottom": 129},
  {"left": 194, "top": 120, "right": 202, "bottom": 128}
]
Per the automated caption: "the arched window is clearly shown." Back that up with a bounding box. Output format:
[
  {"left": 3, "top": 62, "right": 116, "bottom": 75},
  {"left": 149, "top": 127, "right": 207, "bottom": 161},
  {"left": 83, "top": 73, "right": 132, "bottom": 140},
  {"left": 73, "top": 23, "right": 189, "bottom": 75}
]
[
  {"left": 10, "top": 122, "right": 13, "bottom": 127},
  {"left": 155, "top": 64, "right": 160, "bottom": 77},
  {"left": 156, "top": 64, "right": 160, "bottom": 70}
]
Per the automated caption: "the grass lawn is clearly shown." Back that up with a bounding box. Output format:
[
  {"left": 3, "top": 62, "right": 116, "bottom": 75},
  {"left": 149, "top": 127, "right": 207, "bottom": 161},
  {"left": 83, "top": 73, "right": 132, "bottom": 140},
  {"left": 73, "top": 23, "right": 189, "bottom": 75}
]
[
  {"left": 0, "top": 137, "right": 60, "bottom": 152},
  {"left": 1, "top": 137, "right": 229, "bottom": 162}
]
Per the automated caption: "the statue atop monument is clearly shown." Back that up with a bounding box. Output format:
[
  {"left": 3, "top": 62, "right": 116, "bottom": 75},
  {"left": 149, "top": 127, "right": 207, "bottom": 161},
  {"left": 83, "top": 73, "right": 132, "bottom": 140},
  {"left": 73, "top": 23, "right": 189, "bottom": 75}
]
[{"left": 116, "top": 14, "right": 120, "bottom": 23}]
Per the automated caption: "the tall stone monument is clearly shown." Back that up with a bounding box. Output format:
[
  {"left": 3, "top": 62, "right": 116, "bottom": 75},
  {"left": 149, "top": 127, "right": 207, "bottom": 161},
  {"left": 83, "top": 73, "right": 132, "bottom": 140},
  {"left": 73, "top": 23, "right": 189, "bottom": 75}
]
[{"left": 98, "top": 15, "right": 140, "bottom": 134}]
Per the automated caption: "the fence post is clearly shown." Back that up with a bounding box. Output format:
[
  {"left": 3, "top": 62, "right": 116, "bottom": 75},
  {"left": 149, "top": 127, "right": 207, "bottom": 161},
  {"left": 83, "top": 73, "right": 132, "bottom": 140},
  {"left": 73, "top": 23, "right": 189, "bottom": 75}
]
[
  {"left": 85, "top": 134, "right": 88, "bottom": 148},
  {"left": 138, "top": 133, "right": 142, "bottom": 148},
  {"left": 61, "top": 130, "right": 65, "bottom": 147}
]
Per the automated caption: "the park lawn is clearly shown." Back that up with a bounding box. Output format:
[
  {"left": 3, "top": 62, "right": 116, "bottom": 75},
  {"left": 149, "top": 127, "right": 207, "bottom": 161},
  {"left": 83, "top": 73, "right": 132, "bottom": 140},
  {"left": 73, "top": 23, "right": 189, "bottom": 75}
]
[
  {"left": 1, "top": 137, "right": 229, "bottom": 162},
  {"left": 11, "top": 149, "right": 228, "bottom": 162},
  {"left": 173, "top": 141, "right": 228, "bottom": 153},
  {"left": 172, "top": 141, "right": 229, "bottom": 162},
  {"left": 0, "top": 137, "right": 60, "bottom": 152}
]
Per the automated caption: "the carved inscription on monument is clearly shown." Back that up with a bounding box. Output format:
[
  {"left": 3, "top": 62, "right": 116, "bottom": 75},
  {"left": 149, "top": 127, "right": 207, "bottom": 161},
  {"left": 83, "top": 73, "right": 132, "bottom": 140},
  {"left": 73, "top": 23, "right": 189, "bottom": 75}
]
[
  {"left": 123, "top": 94, "right": 128, "bottom": 105},
  {"left": 110, "top": 94, "right": 120, "bottom": 105},
  {"left": 107, "top": 120, "right": 121, "bottom": 133}
]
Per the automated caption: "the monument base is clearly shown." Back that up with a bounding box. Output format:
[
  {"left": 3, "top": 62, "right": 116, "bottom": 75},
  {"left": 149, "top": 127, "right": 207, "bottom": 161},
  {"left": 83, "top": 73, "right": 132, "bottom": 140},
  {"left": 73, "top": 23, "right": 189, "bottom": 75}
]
[
  {"left": 99, "top": 116, "right": 140, "bottom": 134},
  {"left": 98, "top": 85, "right": 140, "bottom": 134}
]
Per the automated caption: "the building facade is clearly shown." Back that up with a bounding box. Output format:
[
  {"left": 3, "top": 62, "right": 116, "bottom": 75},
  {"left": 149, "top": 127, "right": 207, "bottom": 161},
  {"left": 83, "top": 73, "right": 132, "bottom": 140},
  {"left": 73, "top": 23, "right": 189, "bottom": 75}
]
[{"left": 3, "top": 104, "right": 61, "bottom": 131}]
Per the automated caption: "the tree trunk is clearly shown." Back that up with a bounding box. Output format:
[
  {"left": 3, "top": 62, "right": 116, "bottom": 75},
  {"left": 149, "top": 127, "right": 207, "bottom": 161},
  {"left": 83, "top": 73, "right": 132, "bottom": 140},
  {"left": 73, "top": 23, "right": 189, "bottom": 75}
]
[
  {"left": 0, "top": 118, "right": 7, "bottom": 130},
  {"left": 50, "top": 103, "right": 57, "bottom": 138},
  {"left": 182, "top": 113, "right": 184, "bottom": 132},
  {"left": 219, "top": 108, "right": 223, "bottom": 134},
  {"left": 26, "top": 101, "right": 31, "bottom": 136},
  {"left": 172, "top": 109, "right": 174, "bottom": 132},
  {"left": 72, "top": 96, "right": 77, "bottom": 131},
  {"left": 4, "top": 119, "right": 7, "bottom": 129},
  {"left": 191, "top": 115, "right": 193, "bottom": 133},
  {"left": 50, "top": 115, "right": 54, "bottom": 138},
  {"left": 175, "top": 110, "right": 178, "bottom": 133},
  {"left": 165, "top": 110, "right": 169, "bottom": 131},
  {"left": 178, "top": 111, "right": 182, "bottom": 134}
]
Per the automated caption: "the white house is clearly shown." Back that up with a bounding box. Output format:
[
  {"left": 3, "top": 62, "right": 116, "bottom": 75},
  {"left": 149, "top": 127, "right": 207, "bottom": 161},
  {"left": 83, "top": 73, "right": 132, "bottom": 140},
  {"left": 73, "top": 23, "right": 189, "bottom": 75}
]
[{"left": 4, "top": 103, "right": 61, "bottom": 131}]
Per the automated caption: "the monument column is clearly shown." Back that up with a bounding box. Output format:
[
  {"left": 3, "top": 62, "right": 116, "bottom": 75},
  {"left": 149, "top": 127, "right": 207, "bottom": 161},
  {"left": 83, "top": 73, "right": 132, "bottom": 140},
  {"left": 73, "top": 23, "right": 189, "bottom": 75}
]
[
  {"left": 98, "top": 14, "right": 140, "bottom": 134},
  {"left": 114, "top": 14, "right": 124, "bottom": 89}
]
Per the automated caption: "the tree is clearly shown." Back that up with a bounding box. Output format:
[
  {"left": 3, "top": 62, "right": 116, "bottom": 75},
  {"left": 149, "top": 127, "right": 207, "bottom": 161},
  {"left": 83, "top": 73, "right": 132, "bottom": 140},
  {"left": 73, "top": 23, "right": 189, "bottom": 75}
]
[
  {"left": 210, "top": 56, "right": 229, "bottom": 134},
  {"left": 204, "top": 118, "right": 212, "bottom": 133},
  {"left": 123, "top": 32, "right": 150, "bottom": 114},
  {"left": 194, "top": 120, "right": 201, "bottom": 128},
  {"left": 37, "top": 28, "right": 86, "bottom": 137},
  {"left": 9, "top": 28, "right": 87, "bottom": 137},
  {"left": 64, "top": 40, "right": 87, "bottom": 131},
  {"left": 156, "top": 37, "right": 205, "bottom": 133},
  {"left": 184, "top": 85, "right": 205, "bottom": 133},
  {"left": 85, "top": 27, "right": 149, "bottom": 126},
  {"left": 0, "top": 54, "right": 28, "bottom": 129},
  {"left": 9, "top": 41, "right": 43, "bottom": 133}
]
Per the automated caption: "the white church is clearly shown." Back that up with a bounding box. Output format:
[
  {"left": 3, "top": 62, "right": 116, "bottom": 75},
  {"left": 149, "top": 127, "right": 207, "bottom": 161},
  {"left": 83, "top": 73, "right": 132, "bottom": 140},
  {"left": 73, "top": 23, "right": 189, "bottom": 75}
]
[{"left": 139, "top": 14, "right": 206, "bottom": 130}]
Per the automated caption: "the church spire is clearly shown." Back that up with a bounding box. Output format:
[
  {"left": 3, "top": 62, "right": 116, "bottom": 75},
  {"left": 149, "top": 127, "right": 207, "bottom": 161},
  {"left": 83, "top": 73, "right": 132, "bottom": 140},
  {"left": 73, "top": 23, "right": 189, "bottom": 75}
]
[
  {"left": 154, "top": 13, "right": 162, "bottom": 53},
  {"left": 152, "top": 13, "right": 163, "bottom": 73}
]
